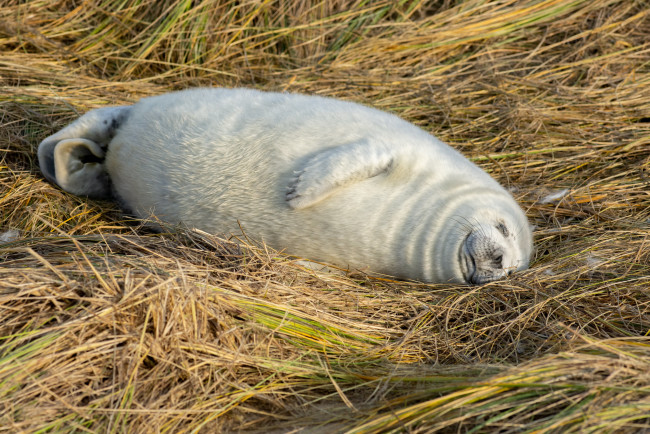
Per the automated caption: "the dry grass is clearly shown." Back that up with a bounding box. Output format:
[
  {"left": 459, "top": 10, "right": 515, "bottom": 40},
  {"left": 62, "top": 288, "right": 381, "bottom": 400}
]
[{"left": 1, "top": 0, "right": 649, "bottom": 432}]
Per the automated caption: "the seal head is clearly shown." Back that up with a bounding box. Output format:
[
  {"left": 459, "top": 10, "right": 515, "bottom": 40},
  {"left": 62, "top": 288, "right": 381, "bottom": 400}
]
[{"left": 459, "top": 215, "right": 531, "bottom": 284}]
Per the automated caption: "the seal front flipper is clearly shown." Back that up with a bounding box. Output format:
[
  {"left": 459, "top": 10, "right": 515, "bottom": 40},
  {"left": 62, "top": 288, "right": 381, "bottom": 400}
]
[
  {"left": 286, "top": 140, "right": 394, "bottom": 209},
  {"left": 38, "top": 106, "right": 131, "bottom": 198}
]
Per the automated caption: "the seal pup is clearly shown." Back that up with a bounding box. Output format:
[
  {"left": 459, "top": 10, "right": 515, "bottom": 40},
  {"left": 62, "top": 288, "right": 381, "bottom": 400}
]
[{"left": 38, "top": 88, "right": 533, "bottom": 284}]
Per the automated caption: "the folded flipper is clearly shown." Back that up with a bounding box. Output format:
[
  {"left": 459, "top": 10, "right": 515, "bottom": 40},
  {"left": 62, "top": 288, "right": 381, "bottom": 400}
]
[
  {"left": 38, "top": 106, "right": 131, "bottom": 198},
  {"left": 51, "top": 138, "right": 111, "bottom": 198},
  {"left": 286, "top": 140, "right": 395, "bottom": 209}
]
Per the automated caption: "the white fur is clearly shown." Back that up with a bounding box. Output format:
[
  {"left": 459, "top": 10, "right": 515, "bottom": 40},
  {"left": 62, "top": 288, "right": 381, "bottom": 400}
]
[{"left": 38, "top": 88, "right": 533, "bottom": 284}]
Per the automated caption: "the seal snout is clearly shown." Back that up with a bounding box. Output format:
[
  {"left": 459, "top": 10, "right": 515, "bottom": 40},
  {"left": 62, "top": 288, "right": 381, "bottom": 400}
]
[{"left": 461, "top": 230, "right": 509, "bottom": 285}]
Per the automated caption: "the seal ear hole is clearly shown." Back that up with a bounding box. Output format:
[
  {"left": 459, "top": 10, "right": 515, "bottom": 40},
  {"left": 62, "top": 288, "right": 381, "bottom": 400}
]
[{"left": 495, "top": 221, "right": 509, "bottom": 237}]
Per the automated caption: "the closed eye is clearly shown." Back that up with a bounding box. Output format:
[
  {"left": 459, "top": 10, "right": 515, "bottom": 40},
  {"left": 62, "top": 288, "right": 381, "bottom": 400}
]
[{"left": 493, "top": 254, "right": 503, "bottom": 267}]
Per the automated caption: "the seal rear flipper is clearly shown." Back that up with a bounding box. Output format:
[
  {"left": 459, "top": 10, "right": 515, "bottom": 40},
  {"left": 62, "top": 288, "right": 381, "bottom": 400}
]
[
  {"left": 38, "top": 106, "right": 131, "bottom": 185},
  {"left": 38, "top": 105, "right": 131, "bottom": 197},
  {"left": 286, "top": 139, "right": 394, "bottom": 209},
  {"left": 48, "top": 138, "right": 111, "bottom": 198}
]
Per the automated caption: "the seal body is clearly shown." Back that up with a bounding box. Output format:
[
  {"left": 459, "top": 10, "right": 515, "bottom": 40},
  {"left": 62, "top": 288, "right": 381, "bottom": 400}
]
[{"left": 38, "top": 88, "right": 533, "bottom": 284}]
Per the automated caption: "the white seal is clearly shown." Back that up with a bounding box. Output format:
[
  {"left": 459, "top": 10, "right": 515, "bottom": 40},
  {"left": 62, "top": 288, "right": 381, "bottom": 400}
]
[{"left": 38, "top": 88, "right": 533, "bottom": 284}]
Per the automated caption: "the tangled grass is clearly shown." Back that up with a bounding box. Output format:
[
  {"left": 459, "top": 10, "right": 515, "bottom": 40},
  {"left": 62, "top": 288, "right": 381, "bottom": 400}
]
[{"left": 1, "top": 0, "right": 649, "bottom": 432}]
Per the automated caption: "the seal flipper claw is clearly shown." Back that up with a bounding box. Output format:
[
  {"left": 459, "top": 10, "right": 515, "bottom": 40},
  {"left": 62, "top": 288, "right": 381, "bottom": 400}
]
[{"left": 286, "top": 140, "right": 394, "bottom": 209}]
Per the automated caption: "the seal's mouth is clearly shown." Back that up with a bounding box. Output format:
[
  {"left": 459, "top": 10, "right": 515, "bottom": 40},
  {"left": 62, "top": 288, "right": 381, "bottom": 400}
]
[{"left": 459, "top": 232, "right": 476, "bottom": 284}]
